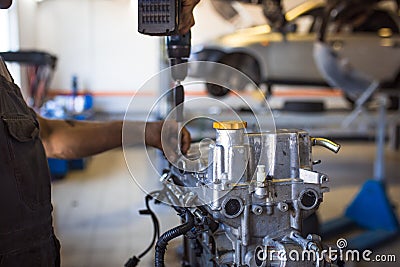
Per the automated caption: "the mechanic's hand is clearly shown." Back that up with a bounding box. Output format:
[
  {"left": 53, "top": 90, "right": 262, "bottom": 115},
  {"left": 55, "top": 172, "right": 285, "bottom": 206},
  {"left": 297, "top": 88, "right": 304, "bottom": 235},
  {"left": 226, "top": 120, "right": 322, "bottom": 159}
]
[
  {"left": 179, "top": 0, "right": 200, "bottom": 34},
  {"left": 145, "top": 121, "right": 191, "bottom": 161}
]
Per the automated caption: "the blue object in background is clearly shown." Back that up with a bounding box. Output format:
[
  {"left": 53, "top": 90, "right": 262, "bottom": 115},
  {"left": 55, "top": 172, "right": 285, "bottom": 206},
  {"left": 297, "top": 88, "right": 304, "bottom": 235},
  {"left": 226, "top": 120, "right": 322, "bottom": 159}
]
[
  {"left": 48, "top": 158, "right": 88, "bottom": 180},
  {"left": 345, "top": 180, "right": 399, "bottom": 232},
  {"left": 69, "top": 159, "right": 86, "bottom": 170},
  {"left": 40, "top": 75, "right": 94, "bottom": 120},
  {"left": 48, "top": 158, "right": 68, "bottom": 180},
  {"left": 40, "top": 94, "right": 94, "bottom": 120}
]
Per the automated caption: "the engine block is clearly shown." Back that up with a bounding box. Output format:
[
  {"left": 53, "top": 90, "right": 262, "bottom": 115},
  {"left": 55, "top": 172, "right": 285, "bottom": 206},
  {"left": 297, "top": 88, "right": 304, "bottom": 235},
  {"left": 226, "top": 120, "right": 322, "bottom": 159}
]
[{"left": 158, "top": 121, "right": 341, "bottom": 267}]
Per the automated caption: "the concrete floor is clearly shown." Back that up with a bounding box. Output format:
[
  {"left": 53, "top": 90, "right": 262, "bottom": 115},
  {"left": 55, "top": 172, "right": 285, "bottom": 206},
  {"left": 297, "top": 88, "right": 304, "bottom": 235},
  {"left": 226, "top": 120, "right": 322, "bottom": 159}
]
[{"left": 52, "top": 141, "right": 400, "bottom": 267}]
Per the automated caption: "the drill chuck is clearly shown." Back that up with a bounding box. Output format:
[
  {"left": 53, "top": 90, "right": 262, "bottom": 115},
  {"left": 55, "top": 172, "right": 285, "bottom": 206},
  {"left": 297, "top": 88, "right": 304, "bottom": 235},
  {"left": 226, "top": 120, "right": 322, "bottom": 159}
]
[
  {"left": 166, "top": 32, "right": 191, "bottom": 62},
  {"left": 167, "top": 32, "right": 191, "bottom": 81}
]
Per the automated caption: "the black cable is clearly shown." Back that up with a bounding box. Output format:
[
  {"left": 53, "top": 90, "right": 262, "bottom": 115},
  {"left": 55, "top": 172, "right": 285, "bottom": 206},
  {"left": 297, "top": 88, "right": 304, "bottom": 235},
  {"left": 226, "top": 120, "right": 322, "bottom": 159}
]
[
  {"left": 154, "top": 210, "right": 194, "bottom": 267},
  {"left": 138, "top": 195, "right": 160, "bottom": 258},
  {"left": 125, "top": 194, "right": 160, "bottom": 267}
]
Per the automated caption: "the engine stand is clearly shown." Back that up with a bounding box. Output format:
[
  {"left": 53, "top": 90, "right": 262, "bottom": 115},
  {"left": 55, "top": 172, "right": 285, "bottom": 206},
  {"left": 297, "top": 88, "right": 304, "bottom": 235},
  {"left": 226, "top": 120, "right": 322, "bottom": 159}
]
[{"left": 321, "top": 94, "right": 400, "bottom": 250}]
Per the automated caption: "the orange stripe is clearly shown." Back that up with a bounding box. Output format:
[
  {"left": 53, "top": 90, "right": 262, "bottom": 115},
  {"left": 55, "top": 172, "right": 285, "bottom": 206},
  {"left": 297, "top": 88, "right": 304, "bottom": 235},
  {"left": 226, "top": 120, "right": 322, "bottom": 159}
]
[
  {"left": 273, "top": 89, "right": 343, "bottom": 97},
  {"left": 48, "top": 90, "right": 213, "bottom": 97},
  {"left": 47, "top": 88, "right": 343, "bottom": 97}
]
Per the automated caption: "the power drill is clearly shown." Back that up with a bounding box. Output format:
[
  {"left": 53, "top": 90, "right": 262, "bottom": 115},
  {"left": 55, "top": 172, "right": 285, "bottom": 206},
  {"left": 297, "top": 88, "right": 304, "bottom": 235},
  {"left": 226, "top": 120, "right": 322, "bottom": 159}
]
[{"left": 138, "top": 0, "right": 191, "bottom": 125}]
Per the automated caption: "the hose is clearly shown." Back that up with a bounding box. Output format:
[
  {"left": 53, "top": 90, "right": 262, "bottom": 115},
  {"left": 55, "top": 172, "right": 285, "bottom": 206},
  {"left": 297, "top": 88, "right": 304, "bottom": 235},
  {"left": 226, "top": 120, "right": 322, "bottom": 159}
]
[
  {"left": 125, "top": 194, "right": 160, "bottom": 267},
  {"left": 138, "top": 195, "right": 160, "bottom": 258},
  {"left": 154, "top": 210, "right": 194, "bottom": 267}
]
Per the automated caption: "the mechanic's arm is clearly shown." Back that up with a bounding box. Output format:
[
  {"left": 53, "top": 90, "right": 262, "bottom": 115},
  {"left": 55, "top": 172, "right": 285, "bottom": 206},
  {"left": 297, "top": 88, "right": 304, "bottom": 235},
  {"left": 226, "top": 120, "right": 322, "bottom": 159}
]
[{"left": 37, "top": 116, "right": 191, "bottom": 160}]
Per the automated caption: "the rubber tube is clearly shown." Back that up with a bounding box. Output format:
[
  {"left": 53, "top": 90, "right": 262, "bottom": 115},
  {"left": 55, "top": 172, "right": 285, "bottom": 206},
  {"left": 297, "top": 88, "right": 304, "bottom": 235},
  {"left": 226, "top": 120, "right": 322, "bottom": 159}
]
[{"left": 154, "top": 211, "right": 194, "bottom": 267}]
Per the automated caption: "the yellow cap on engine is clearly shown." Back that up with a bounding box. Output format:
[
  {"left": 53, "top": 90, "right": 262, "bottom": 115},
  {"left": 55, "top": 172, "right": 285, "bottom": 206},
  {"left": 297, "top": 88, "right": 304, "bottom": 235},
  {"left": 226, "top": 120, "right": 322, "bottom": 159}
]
[{"left": 213, "top": 121, "right": 247, "bottom": 130}]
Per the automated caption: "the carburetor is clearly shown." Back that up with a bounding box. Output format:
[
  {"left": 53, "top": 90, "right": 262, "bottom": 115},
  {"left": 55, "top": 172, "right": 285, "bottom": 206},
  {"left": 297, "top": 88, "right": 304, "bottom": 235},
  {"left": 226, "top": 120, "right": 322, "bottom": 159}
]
[{"left": 155, "top": 121, "right": 341, "bottom": 267}]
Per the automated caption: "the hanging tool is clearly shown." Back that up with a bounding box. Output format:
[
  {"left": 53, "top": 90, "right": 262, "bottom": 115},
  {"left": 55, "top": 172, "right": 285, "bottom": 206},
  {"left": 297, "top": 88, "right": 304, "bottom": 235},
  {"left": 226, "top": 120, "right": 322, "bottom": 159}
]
[{"left": 138, "top": 0, "right": 191, "bottom": 142}]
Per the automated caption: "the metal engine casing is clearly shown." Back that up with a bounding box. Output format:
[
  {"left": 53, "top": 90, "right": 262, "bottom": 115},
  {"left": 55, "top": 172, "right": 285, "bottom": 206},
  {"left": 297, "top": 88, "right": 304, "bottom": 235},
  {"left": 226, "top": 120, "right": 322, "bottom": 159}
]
[{"left": 162, "top": 124, "right": 339, "bottom": 267}]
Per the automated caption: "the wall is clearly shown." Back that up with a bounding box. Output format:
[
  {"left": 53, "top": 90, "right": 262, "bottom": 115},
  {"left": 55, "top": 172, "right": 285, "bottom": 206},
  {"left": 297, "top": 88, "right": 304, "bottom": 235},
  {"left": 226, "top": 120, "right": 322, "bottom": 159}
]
[
  {"left": 0, "top": 9, "right": 10, "bottom": 51},
  {"left": 35, "top": 0, "right": 158, "bottom": 91},
  {"left": 17, "top": 0, "right": 37, "bottom": 49}
]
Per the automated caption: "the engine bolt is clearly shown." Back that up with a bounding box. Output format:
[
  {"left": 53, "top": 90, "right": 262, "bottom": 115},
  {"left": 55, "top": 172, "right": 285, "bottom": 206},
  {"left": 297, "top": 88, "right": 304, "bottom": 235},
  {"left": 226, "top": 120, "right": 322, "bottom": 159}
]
[
  {"left": 252, "top": 205, "right": 263, "bottom": 215},
  {"left": 278, "top": 202, "right": 289, "bottom": 212}
]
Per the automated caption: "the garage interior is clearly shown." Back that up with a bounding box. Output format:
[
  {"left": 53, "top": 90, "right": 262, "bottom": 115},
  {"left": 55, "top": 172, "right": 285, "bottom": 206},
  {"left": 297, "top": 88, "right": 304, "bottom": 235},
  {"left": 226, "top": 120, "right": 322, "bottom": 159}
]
[{"left": 1, "top": 0, "right": 400, "bottom": 267}]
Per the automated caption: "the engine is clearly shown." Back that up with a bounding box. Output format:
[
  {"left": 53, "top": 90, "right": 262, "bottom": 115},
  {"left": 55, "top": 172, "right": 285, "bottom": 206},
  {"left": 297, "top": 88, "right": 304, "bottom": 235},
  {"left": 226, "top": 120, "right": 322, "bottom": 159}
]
[{"left": 154, "top": 121, "right": 342, "bottom": 267}]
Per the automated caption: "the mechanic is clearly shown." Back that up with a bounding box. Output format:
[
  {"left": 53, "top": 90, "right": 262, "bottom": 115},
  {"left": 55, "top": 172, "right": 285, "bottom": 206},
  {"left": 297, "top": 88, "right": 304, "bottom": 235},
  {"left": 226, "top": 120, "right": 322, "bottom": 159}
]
[{"left": 0, "top": 0, "right": 198, "bottom": 266}]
